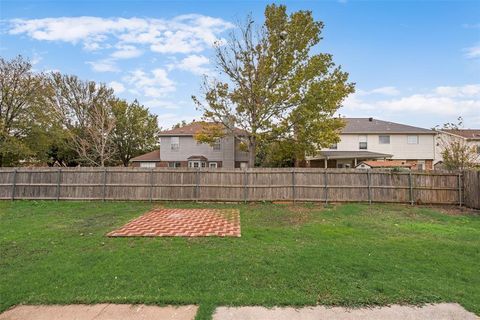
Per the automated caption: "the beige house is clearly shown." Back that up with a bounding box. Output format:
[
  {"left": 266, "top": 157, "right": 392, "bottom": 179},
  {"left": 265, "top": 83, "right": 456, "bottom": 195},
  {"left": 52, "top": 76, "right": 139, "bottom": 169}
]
[
  {"left": 131, "top": 122, "right": 249, "bottom": 169},
  {"left": 306, "top": 118, "right": 437, "bottom": 170},
  {"left": 434, "top": 129, "right": 480, "bottom": 169}
]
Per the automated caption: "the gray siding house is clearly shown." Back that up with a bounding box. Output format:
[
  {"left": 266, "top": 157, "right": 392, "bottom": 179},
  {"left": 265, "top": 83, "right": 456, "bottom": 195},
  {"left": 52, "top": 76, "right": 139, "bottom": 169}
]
[{"left": 131, "top": 122, "right": 249, "bottom": 169}]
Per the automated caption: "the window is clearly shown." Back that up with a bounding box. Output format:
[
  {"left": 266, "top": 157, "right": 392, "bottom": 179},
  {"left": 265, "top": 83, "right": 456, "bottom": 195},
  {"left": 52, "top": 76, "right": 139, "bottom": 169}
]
[
  {"left": 407, "top": 135, "right": 419, "bottom": 144},
  {"left": 417, "top": 160, "right": 425, "bottom": 171},
  {"left": 359, "top": 135, "right": 367, "bottom": 150},
  {"left": 213, "top": 139, "right": 221, "bottom": 151},
  {"left": 379, "top": 135, "right": 390, "bottom": 144},
  {"left": 168, "top": 162, "right": 181, "bottom": 168},
  {"left": 188, "top": 161, "right": 206, "bottom": 168},
  {"left": 209, "top": 162, "right": 218, "bottom": 168},
  {"left": 170, "top": 137, "right": 179, "bottom": 151},
  {"left": 140, "top": 162, "right": 155, "bottom": 168},
  {"left": 329, "top": 143, "right": 338, "bottom": 150}
]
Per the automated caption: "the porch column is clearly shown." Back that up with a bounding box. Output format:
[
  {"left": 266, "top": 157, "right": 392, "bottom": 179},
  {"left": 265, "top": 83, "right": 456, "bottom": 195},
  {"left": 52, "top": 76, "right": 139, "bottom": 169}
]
[
  {"left": 324, "top": 158, "right": 327, "bottom": 169},
  {"left": 354, "top": 158, "right": 358, "bottom": 166}
]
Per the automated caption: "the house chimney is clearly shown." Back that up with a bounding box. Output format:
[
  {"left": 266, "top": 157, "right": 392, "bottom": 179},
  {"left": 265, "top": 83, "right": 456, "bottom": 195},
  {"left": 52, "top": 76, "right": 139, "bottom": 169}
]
[{"left": 369, "top": 117, "right": 373, "bottom": 122}]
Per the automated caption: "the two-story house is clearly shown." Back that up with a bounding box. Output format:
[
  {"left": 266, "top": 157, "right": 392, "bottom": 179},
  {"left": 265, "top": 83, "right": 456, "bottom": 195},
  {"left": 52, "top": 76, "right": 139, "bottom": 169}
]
[
  {"left": 305, "top": 118, "right": 437, "bottom": 170},
  {"left": 130, "top": 122, "right": 250, "bottom": 169},
  {"left": 434, "top": 129, "right": 480, "bottom": 169}
]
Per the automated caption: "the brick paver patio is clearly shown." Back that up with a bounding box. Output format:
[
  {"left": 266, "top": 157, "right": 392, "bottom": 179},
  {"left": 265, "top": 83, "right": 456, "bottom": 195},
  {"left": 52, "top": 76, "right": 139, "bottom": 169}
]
[{"left": 107, "top": 208, "right": 241, "bottom": 237}]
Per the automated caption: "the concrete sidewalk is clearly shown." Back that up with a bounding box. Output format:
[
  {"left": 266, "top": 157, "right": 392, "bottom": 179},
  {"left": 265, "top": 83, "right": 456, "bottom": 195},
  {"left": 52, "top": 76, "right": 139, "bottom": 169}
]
[
  {"left": 0, "top": 304, "right": 198, "bottom": 320},
  {"left": 1, "top": 303, "right": 478, "bottom": 320},
  {"left": 213, "top": 303, "right": 479, "bottom": 320}
]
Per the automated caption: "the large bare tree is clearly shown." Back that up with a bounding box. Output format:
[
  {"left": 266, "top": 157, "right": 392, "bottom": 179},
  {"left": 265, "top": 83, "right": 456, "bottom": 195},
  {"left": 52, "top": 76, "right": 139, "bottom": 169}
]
[
  {"left": 193, "top": 5, "right": 354, "bottom": 166},
  {"left": 47, "top": 73, "right": 116, "bottom": 166}
]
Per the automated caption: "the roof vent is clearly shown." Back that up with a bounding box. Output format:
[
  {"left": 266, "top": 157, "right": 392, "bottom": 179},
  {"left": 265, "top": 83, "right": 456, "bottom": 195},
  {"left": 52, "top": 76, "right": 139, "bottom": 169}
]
[{"left": 368, "top": 117, "right": 373, "bottom": 122}]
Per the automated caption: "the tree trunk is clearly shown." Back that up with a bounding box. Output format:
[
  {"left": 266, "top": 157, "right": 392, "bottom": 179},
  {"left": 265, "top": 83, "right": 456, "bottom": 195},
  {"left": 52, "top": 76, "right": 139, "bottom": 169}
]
[{"left": 248, "top": 137, "right": 256, "bottom": 167}]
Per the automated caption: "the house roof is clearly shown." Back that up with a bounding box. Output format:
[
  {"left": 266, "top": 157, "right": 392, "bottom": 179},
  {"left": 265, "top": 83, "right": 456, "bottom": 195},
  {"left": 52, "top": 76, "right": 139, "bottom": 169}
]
[
  {"left": 311, "top": 151, "right": 393, "bottom": 160},
  {"left": 187, "top": 155, "right": 208, "bottom": 161},
  {"left": 357, "top": 160, "right": 412, "bottom": 168},
  {"left": 159, "top": 121, "right": 247, "bottom": 136},
  {"left": 342, "top": 118, "right": 434, "bottom": 134},
  {"left": 440, "top": 129, "right": 480, "bottom": 140},
  {"left": 130, "top": 149, "right": 160, "bottom": 162}
]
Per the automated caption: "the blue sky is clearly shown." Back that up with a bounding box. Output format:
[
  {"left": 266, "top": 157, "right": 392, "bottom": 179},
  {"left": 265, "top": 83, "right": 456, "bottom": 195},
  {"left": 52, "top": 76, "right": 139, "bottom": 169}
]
[{"left": 1, "top": 0, "right": 479, "bottom": 129}]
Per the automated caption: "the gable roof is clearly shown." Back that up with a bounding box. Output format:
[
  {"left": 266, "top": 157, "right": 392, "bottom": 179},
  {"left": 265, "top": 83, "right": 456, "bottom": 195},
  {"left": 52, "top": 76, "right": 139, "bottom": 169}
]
[
  {"left": 357, "top": 160, "right": 412, "bottom": 168},
  {"left": 130, "top": 149, "right": 160, "bottom": 162},
  {"left": 440, "top": 129, "right": 480, "bottom": 140},
  {"left": 342, "top": 118, "right": 434, "bottom": 134},
  {"left": 159, "top": 121, "right": 247, "bottom": 136}
]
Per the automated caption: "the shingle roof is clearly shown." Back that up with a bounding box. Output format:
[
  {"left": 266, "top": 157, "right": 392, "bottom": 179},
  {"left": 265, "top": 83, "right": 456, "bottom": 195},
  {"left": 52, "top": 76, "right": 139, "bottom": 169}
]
[
  {"left": 441, "top": 129, "right": 480, "bottom": 140},
  {"left": 342, "top": 118, "right": 434, "bottom": 134},
  {"left": 130, "top": 149, "right": 160, "bottom": 162},
  {"left": 358, "top": 160, "right": 412, "bottom": 168},
  {"left": 159, "top": 121, "right": 247, "bottom": 136}
]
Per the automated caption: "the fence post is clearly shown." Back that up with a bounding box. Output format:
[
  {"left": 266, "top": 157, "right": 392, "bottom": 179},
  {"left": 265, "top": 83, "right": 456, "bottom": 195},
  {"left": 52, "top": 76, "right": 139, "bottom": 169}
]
[
  {"left": 56, "top": 168, "right": 62, "bottom": 201},
  {"left": 11, "top": 169, "right": 17, "bottom": 201},
  {"left": 292, "top": 169, "right": 296, "bottom": 203},
  {"left": 243, "top": 169, "right": 248, "bottom": 204},
  {"left": 195, "top": 169, "right": 200, "bottom": 202},
  {"left": 458, "top": 172, "right": 462, "bottom": 207},
  {"left": 409, "top": 172, "right": 414, "bottom": 205},
  {"left": 149, "top": 169, "right": 154, "bottom": 202},
  {"left": 102, "top": 168, "right": 107, "bottom": 201},
  {"left": 324, "top": 170, "right": 328, "bottom": 205},
  {"left": 367, "top": 170, "right": 372, "bottom": 204}
]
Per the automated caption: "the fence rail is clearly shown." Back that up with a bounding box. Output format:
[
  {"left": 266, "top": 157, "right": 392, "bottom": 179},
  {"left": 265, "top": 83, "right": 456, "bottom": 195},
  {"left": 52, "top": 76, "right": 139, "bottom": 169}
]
[{"left": 0, "top": 167, "right": 475, "bottom": 206}]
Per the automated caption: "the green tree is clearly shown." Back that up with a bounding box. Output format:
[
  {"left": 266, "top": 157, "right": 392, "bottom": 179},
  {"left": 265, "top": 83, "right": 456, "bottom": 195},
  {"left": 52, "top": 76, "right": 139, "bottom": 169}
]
[
  {"left": 0, "top": 55, "right": 48, "bottom": 166},
  {"left": 437, "top": 117, "right": 478, "bottom": 170},
  {"left": 111, "top": 99, "right": 159, "bottom": 167},
  {"left": 193, "top": 4, "right": 354, "bottom": 167}
]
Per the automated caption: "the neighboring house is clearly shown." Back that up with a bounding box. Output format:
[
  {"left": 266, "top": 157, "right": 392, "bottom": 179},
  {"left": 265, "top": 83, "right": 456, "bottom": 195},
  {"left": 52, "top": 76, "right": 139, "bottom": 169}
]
[
  {"left": 434, "top": 129, "right": 480, "bottom": 169},
  {"left": 305, "top": 118, "right": 436, "bottom": 170},
  {"left": 355, "top": 160, "right": 413, "bottom": 170},
  {"left": 131, "top": 122, "right": 249, "bottom": 169},
  {"left": 130, "top": 149, "right": 161, "bottom": 168}
]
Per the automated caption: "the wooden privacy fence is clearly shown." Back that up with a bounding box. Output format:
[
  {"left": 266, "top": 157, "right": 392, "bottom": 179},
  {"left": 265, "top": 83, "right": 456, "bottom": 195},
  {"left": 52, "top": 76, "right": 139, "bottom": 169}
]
[
  {"left": 0, "top": 167, "right": 470, "bottom": 206},
  {"left": 463, "top": 170, "right": 480, "bottom": 209}
]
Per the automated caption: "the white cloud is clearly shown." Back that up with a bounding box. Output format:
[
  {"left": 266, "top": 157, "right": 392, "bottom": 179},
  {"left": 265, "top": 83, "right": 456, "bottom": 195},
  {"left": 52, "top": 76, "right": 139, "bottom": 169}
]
[
  {"left": 86, "top": 59, "right": 118, "bottom": 72},
  {"left": 111, "top": 44, "right": 143, "bottom": 59},
  {"left": 357, "top": 86, "right": 400, "bottom": 96},
  {"left": 123, "top": 68, "right": 175, "bottom": 98},
  {"left": 464, "top": 45, "right": 480, "bottom": 59},
  {"left": 9, "top": 15, "right": 233, "bottom": 55},
  {"left": 108, "top": 81, "right": 125, "bottom": 94},
  {"left": 169, "top": 54, "right": 210, "bottom": 75},
  {"left": 343, "top": 84, "right": 480, "bottom": 121}
]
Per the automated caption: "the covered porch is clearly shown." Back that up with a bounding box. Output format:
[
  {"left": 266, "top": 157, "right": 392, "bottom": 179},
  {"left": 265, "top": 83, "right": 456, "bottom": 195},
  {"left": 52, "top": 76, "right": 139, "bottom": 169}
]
[{"left": 306, "top": 151, "right": 393, "bottom": 168}]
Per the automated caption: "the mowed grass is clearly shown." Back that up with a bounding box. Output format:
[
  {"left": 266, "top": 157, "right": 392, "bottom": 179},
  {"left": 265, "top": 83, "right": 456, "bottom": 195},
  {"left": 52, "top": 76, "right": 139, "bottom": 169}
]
[{"left": 0, "top": 201, "right": 479, "bottom": 319}]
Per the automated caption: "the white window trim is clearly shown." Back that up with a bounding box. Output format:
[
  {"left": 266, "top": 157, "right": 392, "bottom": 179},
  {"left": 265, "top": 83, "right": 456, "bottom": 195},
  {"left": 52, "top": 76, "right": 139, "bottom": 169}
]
[
  {"left": 407, "top": 135, "right": 419, "bottom": 144},
  {"left": 209, "top": 162, "right": 218, "bottom": 168},
  {"left": 359, "top": 135, "right": 368, "bottom": 150},
  {"left": 171, "top": 137, "right": 180, "bottom": 151},
  {"left": 212, "top": 139, "right": 221, "bottom": 151},
  {"left": 379, "top": 135, "right": 390, "bottom": 144}
]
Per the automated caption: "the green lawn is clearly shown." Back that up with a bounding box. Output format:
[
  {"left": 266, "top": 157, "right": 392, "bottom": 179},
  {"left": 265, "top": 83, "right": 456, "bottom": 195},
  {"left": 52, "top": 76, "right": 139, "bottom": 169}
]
[{"left": 0, "top": 201, "right": 479, "bottom": 319}]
